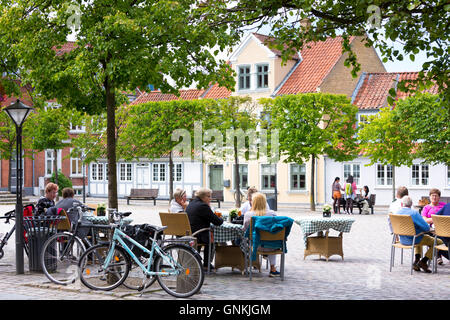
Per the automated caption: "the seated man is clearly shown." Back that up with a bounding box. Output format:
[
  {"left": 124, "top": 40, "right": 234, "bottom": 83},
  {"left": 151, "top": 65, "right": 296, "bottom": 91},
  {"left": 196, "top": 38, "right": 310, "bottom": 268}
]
[
  {"left": 185, "top": 187, "right": 223, "bottom": 270},
  {"left": 395, "top": 195, "right": 443, "bottom": 273},
  {"left": 56, "top": 187, "right": 83, "bottom": 224}
]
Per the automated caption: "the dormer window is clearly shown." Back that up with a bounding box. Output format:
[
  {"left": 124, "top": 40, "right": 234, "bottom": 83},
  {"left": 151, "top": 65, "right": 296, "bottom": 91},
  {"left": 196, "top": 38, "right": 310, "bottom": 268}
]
[
  {"left": 256, "top": 64, "right": 269, "bottom": 88},
  {"left": 238, "top": 65, "right": 251, "bottom": 90}
]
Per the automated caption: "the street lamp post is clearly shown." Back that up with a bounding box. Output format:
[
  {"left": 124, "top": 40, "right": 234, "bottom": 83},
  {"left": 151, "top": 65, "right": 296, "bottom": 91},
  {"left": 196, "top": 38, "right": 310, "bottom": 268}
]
[{"left": 3, "top": 99, "right": 33, "bottom": 274}]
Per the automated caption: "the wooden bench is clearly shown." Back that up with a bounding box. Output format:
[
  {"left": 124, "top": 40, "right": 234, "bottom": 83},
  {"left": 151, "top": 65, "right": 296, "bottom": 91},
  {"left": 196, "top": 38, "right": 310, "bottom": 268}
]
[
  {"left": 126, "top": 188, "right": 158, "bottom": 205},
  {"left": 191, "top": 190, "right": 224, "bottom": 208},
  {"left": 340, "top": 194, "right": 376, "bottom": 214}
]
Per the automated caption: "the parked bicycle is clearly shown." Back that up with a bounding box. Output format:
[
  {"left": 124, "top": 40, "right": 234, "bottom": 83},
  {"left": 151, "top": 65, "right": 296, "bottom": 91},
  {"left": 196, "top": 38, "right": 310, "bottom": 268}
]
[
  {"left": 0, "top": 205, "right": 34, "bottom": 260},
  {"left": 40, "top": 204, "right": 107, "bottom": 285},
  {"left": 77, "top": 212, "right": 205, "bottom": 298}
]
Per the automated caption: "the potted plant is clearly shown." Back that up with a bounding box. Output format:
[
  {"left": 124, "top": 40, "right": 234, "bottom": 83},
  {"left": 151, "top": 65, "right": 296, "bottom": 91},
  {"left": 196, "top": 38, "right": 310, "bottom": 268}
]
[
  {"left": 323, "top": 204, "right": 332, "bottom": 218},
  {"left": 97, "top": 203, "right": 106, "bottom": 216}
]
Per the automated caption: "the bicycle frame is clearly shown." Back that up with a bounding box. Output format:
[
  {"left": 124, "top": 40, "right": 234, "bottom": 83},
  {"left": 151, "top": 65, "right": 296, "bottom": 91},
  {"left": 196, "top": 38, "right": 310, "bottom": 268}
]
[{"left": 104, "top": 227, "right": 181, "bottom": 277}]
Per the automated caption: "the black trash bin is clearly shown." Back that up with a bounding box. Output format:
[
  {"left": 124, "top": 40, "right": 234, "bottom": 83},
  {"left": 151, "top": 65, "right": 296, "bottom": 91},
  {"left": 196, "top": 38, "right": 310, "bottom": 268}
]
[
  {"left": 23, "top": 215, "right": 64, "bottom": 272},
  {"left": 266, "top": 195, "right": 277, "bottom": 211}
]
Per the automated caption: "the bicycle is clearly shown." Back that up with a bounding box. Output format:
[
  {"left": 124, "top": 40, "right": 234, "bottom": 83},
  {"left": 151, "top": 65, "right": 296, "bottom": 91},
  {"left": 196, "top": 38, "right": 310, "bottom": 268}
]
[
  {"left": 40, "top": 204, "right": 108, "bottom": 285},
  {"left": 77, "top": 211, "right": 205, "bottom": 298},
  {"left": 0, "top": 205, "right": 34, "bottom": 260}
]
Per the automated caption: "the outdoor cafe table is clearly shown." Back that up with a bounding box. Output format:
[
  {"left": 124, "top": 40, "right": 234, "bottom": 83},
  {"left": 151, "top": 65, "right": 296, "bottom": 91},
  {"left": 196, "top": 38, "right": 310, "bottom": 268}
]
[
  {"left": 295, "top": 216, "right": 355, "bottom": 261},
  {"left": 210, "top": 222, "right": 251, "bottom": 273}
]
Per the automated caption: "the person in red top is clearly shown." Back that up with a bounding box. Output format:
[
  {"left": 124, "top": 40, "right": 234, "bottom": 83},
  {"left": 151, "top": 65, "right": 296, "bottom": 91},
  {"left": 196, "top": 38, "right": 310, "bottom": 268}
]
[{"left": 422, "top": 188, "right": 446, "bottom": 225}]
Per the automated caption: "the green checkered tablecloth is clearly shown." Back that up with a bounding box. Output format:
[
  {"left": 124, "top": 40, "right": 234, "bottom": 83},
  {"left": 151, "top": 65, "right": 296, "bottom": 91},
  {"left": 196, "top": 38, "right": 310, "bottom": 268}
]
[
  {"left": 211, "top": 222, "right": 247, "bottom": 253},
  {"left": 295, "top": 217, "right": 355, "bottom": 246},
  {"left": 84, "top": 215, "right": 133, "bottom": 225}
]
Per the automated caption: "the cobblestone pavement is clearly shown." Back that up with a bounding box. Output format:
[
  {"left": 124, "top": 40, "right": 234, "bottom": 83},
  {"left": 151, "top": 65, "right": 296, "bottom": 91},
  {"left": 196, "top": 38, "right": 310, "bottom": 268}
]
[{"left": 0, "top": 199, "right": 449, "bottom": 301}]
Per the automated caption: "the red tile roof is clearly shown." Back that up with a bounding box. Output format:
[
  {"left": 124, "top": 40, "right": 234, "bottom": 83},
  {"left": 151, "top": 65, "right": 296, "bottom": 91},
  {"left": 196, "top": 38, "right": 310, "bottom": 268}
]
[
  {"left": 202, "top": 83, "right": 231, "bottom": 99},
  {"left": 130, "top": 89, "right": 206, "bottom": 105},
  {"left": 0, "top": 81, "right": 34, "bottom": 108},
  {"left": 276, "top": 36, "right": 355, "bottom": 95},
  {"left": 353, "top": 72, "right": 440, "bottom": 110},
  {"left": 53, "top": 42, "right": 78, "bottom": 56},
  {"left": 252, "top": 33, "right": 301, "bottom": 60}
]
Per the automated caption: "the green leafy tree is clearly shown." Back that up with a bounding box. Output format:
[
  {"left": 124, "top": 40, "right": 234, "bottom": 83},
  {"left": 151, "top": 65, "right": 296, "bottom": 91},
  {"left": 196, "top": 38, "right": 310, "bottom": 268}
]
[
  {"left": 118, "top": 99, "right": 212, "bottom": 201},
  {"left": 260, "top": 93, "right": 359, "bottom": 211},
  {"left": 200, "top": 0, "right": 449, "bottom": 99},
  {"left": 358, "top": 106, "right": 416, "bottom": 201},
  {"left": 0, "top": 0, "right": 236, "bottom": 211},
  {"left": 28, "top": 107, "right": 72, "bottom": 199},
  {"left": 394, "top": 93, "right": 449, "bottom": 166},
  {"left": 208, "top": 96, "right": 259, "bottom": 208},
  {"left": 50, "top": 170, "right": 73, "bottom": 196}
]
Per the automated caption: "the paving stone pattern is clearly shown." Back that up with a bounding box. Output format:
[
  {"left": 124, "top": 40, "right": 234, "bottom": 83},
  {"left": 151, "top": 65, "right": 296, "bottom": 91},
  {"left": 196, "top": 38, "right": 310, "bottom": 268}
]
[{"left": 0, "top": 200, "right": 449, "bottom": 300}]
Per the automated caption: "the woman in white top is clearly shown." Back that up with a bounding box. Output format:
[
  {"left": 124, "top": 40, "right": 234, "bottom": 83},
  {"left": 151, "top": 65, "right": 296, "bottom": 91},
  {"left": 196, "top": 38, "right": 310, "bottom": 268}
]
[
  {"left": 240, "top": 187, "right": 272, "bottom": 216},
  {"left": 243, "top": 192, "right": 280, "bottom": 277},
  {"left": 169, "top": 188, "right": 188, "bottom": 213}
]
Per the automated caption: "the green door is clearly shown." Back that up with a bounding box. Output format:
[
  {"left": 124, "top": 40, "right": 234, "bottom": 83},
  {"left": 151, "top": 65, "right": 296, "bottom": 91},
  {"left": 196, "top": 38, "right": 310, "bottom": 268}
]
[{"left": 209, "top": 165, "right": 223, "bottom": 191}]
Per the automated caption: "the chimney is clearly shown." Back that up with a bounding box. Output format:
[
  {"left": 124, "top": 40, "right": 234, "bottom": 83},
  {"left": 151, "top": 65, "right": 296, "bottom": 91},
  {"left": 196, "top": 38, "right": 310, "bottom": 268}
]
[{"left": 300, "top": 18, "right": 311, "bottom": 32}]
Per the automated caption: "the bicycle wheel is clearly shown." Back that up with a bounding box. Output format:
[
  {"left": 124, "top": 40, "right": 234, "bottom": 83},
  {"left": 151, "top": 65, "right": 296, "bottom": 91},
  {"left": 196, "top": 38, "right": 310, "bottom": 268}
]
[
  {"left": 122, "top": 258, "right": 157, "bottom": 290},
  {"left": 78, "top": 243, "right": 130, "bottom": 291},
  {"left": 155, "top": 244, "right": 204, "bottom": 298},
  {"left": 40, "top": 232, "right": 86, "bottom": 285}
]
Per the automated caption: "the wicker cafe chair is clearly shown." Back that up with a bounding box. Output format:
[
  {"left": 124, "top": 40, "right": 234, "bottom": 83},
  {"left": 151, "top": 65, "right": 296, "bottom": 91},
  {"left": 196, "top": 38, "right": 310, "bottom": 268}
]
[
  {"left": 158, "top": 212, "right": 213, "bottom": 273},
  {"left": 248, "top": 218, "right": 287, "bottom": 281},
  {"left": 389, "top": 214, "right": 427, "bottom": 275},
  {"left": 56, "top": 209, "right": 72, "bottom": 232},
  {"left": 431, "top": 215, "right": 450, "bottom": 273}
]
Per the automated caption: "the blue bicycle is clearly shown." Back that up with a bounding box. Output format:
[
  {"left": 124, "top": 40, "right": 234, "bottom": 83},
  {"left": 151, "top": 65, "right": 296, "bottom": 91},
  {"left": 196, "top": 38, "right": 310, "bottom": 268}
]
[{"left": 77, "top": 212, "right": 205, "bottom": 298}]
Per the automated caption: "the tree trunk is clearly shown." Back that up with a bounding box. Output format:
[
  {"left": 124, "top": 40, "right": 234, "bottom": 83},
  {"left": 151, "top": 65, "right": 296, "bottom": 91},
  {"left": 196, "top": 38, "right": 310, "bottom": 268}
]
[
  {"left": 8, "top": 153, "right": 12, "bottom": 192},
  {"left": 54, "top": 149, "right": 59, "bottom": 201},
  {"left": 105, "top": 75, "right": 118, "bottom": 219},
  {"left": 310, "top": 154, "right": 316, "bottom": 212},
  {"left": 234, "top": 139, "right": 241, "bottom": 208},
  {"left": 169, "top": 151, "right": 174, "bottom": 202},
  {"left": 392, "top": 165, "right": 396, "bottom": 202}
]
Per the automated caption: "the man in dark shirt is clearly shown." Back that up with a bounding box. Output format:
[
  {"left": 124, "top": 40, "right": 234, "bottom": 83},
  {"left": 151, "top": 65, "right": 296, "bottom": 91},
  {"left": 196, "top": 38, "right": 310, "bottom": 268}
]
[
  {"left": 35, "top": 183, "right": 58, "bottom": 216},
  {"left": 185, "top": 188, "right": 223, "bottom": 269}
]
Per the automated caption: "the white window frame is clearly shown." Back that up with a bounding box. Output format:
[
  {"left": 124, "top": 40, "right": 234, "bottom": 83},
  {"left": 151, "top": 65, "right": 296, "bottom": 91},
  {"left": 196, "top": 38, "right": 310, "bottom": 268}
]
[
  {"left": 376, "top": 164, "right": 393, "bottom": 186},
  {"left": 152, "top": 163, "right": 166, "bottom": 182},
  {"left": 238, "top": 65, "right": 251, "bottom": 91},
  {"left": 233, "top": 164, "right": 249, "bottom": 191},
  {"left": 256, "top": 63, "right": 269, "bottom": 89},
  {"left": 91, "top": 162, "right": 106, "bottom": 181},
  {"left": 69, "top": 123, "right": 86, "bottom": 133},
  {"left": 171, "top": 163, "right": 183, "bottom": 182},
  {"left": 260, "top": 163, "right": 276, "bottom": 191},
  {"left": 70, "top": 148, "right": 83, "bottom": 177},
  {"left": 289, "top": 163, "right": 306, "bottom": 191},
  {"left": 411, "top": 164, "right": 429, "bottom": 186},
  {"left": 119, "top": 163, "right": 132, "bottom": 182},
  {"left": 45, "top": 150, "right": 61, "bottom": 177},
  {"left": 343, "top": 163, "right": 361, "bottom": 186}
]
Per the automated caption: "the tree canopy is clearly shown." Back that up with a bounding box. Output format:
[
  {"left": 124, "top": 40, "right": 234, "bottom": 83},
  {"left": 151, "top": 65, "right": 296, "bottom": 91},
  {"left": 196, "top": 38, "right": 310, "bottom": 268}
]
[
  {"left": 200, "top": 0, "right": 450, "bottom": 99},
  {"left": 0, "top": 0, "right": 236, "bottom": 209}
]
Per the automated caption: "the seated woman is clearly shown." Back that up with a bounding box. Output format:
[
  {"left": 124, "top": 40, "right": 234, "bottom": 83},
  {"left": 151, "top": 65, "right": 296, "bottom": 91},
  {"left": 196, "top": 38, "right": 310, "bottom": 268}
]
[
  {"left": 358, "top": 185, "right": 371, "bottom": 215},
  {"left": 169, "top": 188, "right": 188, "bottom": 213},
  {"left": 36, "top": 182, "right": 59, "bottom": 216},
  {"left": 243, "top": 192, "right": 280, "bottom": 277},
  {"left": 240, "top": 187, "right": 273, "bottom": 216},
  {"left": 422, "top": 188, "right": 446, "bottom": 225}
]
